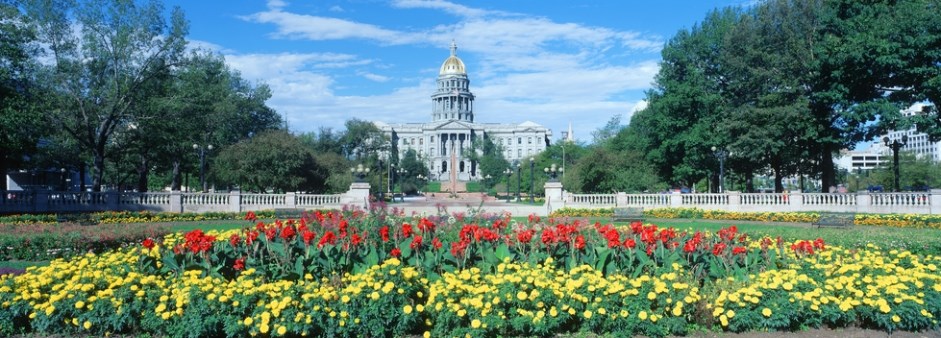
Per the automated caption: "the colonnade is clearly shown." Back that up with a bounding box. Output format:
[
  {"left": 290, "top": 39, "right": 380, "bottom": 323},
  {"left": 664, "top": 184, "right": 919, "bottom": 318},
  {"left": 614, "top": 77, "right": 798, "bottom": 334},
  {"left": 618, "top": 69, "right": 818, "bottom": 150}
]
[{"left": 435, "top": 132, "right": 475, "bottom": 180}]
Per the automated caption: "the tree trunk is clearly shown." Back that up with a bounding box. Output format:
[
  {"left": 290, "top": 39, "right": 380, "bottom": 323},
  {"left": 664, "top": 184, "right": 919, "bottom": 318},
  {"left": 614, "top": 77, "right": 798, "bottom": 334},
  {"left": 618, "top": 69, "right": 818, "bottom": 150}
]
[
  {"left": 92, "top": 149, "right": 105, "bottom": 192},
  {"left": 820, "top": 143, "right": 835, "bottom": 193},
  {"left": 79, "top": 164, "right": 87, "bottom": 192},
  {"left": 136, "top": 155, "right": 149, "bottom": 192},
  {"left": 744, "top": 172, "right": 755, "bottom": 193},
  {"left": 0, "top": 161, "right": 7, "bottom": 191}
]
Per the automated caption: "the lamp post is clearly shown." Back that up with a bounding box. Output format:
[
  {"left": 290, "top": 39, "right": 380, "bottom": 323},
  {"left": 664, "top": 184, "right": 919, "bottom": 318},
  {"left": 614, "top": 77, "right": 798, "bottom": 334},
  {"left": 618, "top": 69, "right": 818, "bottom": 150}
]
[
  {"left": 193, "top": 144, "right": 213, "bottom": 193},
  {"left": 394, "top": 167, "right": 407, "bottom": 197},
  {"left": 377, "top": 155, "right": 384, "bottom": 202},
  {"left": 711, "top": 146, "right": 729, "bottom": 193},
  {"left": 504, "top": 168, "right": 512, "bottom": 202},
  {"left": 883, "top": 135, "right": 908, "bottom": 192},
  {"left": 350, "top": 164, "right": 370, "bottom": 182},
  {"left": 516, "top": 163, "right": 521, "bottom": 202},
  {"left": 544, "top": 163, "right": 563, "bottom": 182},
  {"left": 60, "top": 168, "right": 67, "bottom": 191}
]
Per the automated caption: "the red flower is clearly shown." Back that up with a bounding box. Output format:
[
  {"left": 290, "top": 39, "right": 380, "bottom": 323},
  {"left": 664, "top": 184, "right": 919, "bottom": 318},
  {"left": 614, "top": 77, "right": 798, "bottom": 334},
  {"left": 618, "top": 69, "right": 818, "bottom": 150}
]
[
  {"left": 351, "top": 233, "right": 363, "bottom": 247},
  {"left": 683, "top": 240, "right": 697, "bottom": 253},
  {"left": 432, "top": 237, "right": 443, "bottom": 250},
  {"left": 229, "top": 234, "right": 241, "bottom": 248},
  {"left": 246, "top": 230, "right": 259, "bottom": 245},
  {"left": 244, "top": 211, "right": 257, "bottom": 221},
  {"left": 265, "top": 227, "right": 277, "bottom": 241},
  {"left": 402, "top": 223, "right": 413, "bottom": 238},
  {"left": 410, "top": 235, "right": 423, "bottom": 250},
  {"left": 516, "top": 229, "right": 535, "bottom": 244},
  {"left": 623, "top": 238, "right": 636, "bottom": 249},
  {"left": 379, "top": 226, "right": 390, "bottom": 242},
  {"left": 280, "top": 225, "right": 296, "bottom": 241},
  {"left": 318, "top": 231, "right": 336, "bottom": 248},
  {"left": 574, "top": 235, "right": 586, "bottom": 250},
  {"left": 233, "top": 257, "right": 245, "bottom": 271},
  {"left": 390, "top": 248, "right": 401, "bottom": 257},
  {"left": 418, "top": 218, "right": 436, "bottom": 233},
  {"left": 302, "top": 230, "right": 317, "bottom": 246},
  {"left": 732, "top": 246, "right": 747, "bottom": 255},
  {"left": 142, "top": 238, "right": 155, "bottom": 249},
  {"left": 712, "top": 242, "right": 727, "bottom": 256}
]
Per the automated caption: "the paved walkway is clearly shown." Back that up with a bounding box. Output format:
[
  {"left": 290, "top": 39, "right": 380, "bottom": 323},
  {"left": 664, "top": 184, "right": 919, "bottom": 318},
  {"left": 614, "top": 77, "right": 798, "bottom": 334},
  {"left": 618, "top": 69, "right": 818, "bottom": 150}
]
[{"left": 383, "top": 193, "right": 552, "bottom": 216}]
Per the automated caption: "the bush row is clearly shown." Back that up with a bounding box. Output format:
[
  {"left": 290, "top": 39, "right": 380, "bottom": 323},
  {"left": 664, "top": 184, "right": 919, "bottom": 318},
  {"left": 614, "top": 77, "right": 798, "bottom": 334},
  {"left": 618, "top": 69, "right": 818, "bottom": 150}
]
[{"left": 0, "top": 223, "right": 171, "bottom": 261}]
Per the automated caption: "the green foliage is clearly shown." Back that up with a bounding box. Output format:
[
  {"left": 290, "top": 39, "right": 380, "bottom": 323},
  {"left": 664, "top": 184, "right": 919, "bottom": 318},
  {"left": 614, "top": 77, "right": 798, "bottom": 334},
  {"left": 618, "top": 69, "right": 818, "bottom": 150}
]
[
  {"left": 0, "top": 223, "right": 170, "bottom": 261},
  {"left": 213, "top": 130, "right": 328, "bottom": 193}
]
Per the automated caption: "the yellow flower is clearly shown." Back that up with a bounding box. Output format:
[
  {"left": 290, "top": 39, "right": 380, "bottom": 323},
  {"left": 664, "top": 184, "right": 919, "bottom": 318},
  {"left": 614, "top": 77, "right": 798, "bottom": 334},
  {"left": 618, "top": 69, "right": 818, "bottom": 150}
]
[
  {"left": 583, "top": 310, "right": 592, "bottom": 319},
  {"left": 762, "top": 308, "right": 772, "bottom": 317},
  {"left": 83, "top": 321, "right": 91, "bottom": 330},
  {"left": 75, "top": 301, "right": 85, "bottom": 309},
  {"left": 277, "top": 326, "right": 287, "bottom": 335},
  {"left": 423, "top": 332, "right": 431, "bottom": 338},
  {"left": 244, "top": 317, "right": 253, "bottom": 326},
  {"left": 471, "top": 319, "right": 481, "bottom": 328},
  {"left": 638, "top": 311, "right": 648, "bottom": 320},
  {"left": 403, "top": 305, "right": 413, "bottom": 314},
  {"left": 720, "top": 314, "right": 729, "bottom": 327},
  {"left": 892, "top": 315, "right": 901, "bottom": 323},
  {"left": 726, "top": 309, "right": 736, "bottom": 318}
]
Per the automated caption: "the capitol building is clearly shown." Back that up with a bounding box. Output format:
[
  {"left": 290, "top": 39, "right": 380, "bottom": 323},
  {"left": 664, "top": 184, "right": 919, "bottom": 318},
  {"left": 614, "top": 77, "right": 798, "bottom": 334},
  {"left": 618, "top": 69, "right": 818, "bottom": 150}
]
[{"left": 375, "top": 42, "right": 552, "bottom": 182}]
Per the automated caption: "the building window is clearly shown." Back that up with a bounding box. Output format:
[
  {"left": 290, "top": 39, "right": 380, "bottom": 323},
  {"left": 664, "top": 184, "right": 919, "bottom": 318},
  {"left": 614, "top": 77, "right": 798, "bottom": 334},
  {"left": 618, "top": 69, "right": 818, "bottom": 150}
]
[
  {"left": 528, "top": 137, "right": 532, "bottom": 144},
  {"left": 518, "top": 149, "right": 522, "bottom": 157},
  {"left": 431, "top": 136, "right": 434, "bottom": 142},
  {"left": 518, "top": 137, "right": 522, "bottom": 144}
]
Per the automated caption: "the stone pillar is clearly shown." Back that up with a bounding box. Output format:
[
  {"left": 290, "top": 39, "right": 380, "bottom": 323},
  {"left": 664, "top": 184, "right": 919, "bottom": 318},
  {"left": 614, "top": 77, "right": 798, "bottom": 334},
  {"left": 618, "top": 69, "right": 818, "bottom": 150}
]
[
  {"left": 106, "top": 191, "right": 120, "bottom": 211},
  {"left": 670, "top": 190, "right": 683, "bottom": 208},
  {"left": 930, "top": 189, "right": 941, "bottom": 214},
  {"left": 789, "top": 190, "right": 804, "bottom": 212},
  {"left": 170, "top": 190, "right": 182, "bottom": 213},
  {"left": 855, "top": 191, "right": 870, "bottom": 212},
  {"left": 728, "top": 191, "right": 741, "bottom": 212},
  {"left": 35, "top": 190, "right": 49, "bottom": 213},
  {"left": 229, "top": 190, "right": 241, "bottom": 213},
  {"left": 285, "top": 192, "right": 297, "bottom": 209},
  {"left": 544, "top": 182, "right": 563, "bottom": 214},
  {"left": 343, "top": 182, "right": 371, "bottom": 209},
  {"left": 616, "top": 192, "right": 627, "bottom": 207}
]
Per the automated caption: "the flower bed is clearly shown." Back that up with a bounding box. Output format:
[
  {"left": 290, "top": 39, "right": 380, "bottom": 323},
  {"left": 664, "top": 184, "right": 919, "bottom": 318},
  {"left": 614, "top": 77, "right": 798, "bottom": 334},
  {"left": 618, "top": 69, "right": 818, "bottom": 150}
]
[
  {"left": 0, "top": 210, "right": 276, "bottom": 225},
  {"left": 551, "top": 207, "right": 941, "bottom": 229},
  {"left": 1, "top": 210, "right": 939, "bottom": 336}
]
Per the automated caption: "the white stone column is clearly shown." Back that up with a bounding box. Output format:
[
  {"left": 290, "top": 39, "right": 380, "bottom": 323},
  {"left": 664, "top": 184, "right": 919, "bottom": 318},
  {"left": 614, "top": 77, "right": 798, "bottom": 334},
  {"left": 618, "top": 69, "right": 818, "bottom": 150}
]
[
  {"left": 930, "top": 189, "right": 941, "bottom": 214},
  {"left": 544, "top": 182, "right": 564, "bottom": 213}
]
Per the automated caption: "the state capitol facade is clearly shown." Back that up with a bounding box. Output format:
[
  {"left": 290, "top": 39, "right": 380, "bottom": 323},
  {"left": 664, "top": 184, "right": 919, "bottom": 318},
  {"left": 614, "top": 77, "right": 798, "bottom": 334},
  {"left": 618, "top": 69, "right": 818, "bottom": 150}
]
[{"left": 375, "top": 42, "right": 552, "bottom": 182}]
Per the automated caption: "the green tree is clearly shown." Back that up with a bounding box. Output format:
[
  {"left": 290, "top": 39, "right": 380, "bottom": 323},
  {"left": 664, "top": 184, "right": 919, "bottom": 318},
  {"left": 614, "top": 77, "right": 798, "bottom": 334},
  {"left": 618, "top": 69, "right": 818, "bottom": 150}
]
[
  {"left": 25, "top": 0, "right": 188, "bottom": 191},
  {"left": 212, "top": 130, "right": 327, "bottom": 193},
  {"left": 464, "top": 135, "right": 510, "bottom": 193},
  {"left": 396, "top": 149, "right": 430, "bottom": 195},
  {"left": 0, "top": 1, "right": 44, "bottom": 190}
]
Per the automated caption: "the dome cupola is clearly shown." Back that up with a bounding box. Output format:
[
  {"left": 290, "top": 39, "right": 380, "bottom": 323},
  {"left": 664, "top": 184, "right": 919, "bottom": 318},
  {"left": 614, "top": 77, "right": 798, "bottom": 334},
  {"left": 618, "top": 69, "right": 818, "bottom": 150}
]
[{"left": 439, "top": 41, "right": 466, "bottom": 75}]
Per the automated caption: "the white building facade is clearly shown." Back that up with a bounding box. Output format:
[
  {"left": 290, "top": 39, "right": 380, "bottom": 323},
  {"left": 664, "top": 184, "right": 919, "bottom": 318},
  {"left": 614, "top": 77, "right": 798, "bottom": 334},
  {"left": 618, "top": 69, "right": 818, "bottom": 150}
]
[
  {"left": 836, "top": 104, "right": 941, "bottom": 171},
  {"left": 375, "top": 42, "right": 552, "bottom": 182}
]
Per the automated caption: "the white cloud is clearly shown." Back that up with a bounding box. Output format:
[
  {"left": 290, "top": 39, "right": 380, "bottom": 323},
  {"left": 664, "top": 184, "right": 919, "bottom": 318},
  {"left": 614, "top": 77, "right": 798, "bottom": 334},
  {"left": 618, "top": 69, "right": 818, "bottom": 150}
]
[
  {"left": 360, "top": 72, "right": 391, "bottom": 82},
  {"left": 242, "top": 10, "right": 420, "bottom": 44},
  {"left": 391, "top": 0, "right": 497, "bottom": 18},
  {"left": 328, "top": 5, "right": 344, "bottom": 12},
  {"left": 233, "top": 1, "right": 665, "bottom": 142}
]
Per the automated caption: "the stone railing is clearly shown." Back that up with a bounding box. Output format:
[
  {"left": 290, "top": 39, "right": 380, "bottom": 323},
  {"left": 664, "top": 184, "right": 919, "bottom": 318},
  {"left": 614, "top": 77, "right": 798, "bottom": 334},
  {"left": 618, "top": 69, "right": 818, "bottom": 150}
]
[
  {"left": 0, "top": 190, "right": 356, "bottom": 214},
  {"left": 564, "top": 190, "right": 941, "bottom": 214}
]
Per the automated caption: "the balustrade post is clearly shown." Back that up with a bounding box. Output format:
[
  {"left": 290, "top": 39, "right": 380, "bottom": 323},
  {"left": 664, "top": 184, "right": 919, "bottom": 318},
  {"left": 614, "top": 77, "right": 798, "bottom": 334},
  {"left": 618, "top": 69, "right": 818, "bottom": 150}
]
[
  {"left": 670, "top": 191, "right": 682, "bottom": 208},
  {"left": 543, "top": 182, "right": 564, "bottom": 214},
  {"left": 106, "top": 191, "right": 120, "bottom": 211},
  {"left": 285, "top": 192, "right": 297, "bottom": 209},
  {"left": 170, "top": 190, "right": 182, "bottom": 213},
  {"left": 229, "top": 190, "right": 241, "bottom": 213},
  {"left": 727, "top": 191, "right": 740, "bottom": 211},
  {"left": 35, "top": 190, "right": 49, "bottom": 213},
  {"left": 931, "top": 189, "right": 941, "bottom": 214},
  {"left": 616, "top": 192, "right": 627, "bottom": 207},
  {"left": 788, "top": 190, "right": 803, "bottom": 212},
  {"left": 856, "top": 191, "right": 870, "bottom": 212}
]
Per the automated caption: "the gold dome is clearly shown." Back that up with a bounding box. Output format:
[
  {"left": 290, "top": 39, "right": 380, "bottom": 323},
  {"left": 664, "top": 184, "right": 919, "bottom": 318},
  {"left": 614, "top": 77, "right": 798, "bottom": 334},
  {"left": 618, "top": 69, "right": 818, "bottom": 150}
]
[{"left": 439, "top": 41, "right": 466, "bottom": 75}]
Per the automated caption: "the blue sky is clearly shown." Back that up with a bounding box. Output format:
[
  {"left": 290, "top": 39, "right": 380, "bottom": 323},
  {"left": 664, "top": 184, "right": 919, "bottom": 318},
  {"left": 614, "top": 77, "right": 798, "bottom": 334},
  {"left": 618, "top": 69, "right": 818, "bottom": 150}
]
[{"left": 165, "top": 0, "right": 751, "bottom": 143}]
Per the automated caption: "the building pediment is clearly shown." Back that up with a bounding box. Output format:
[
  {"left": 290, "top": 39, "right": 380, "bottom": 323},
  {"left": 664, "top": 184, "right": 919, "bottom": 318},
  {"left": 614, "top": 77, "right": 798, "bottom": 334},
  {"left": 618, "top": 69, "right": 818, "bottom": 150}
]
[{"left": 426, "top": 120, "right": 476, "bottom": 131}]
